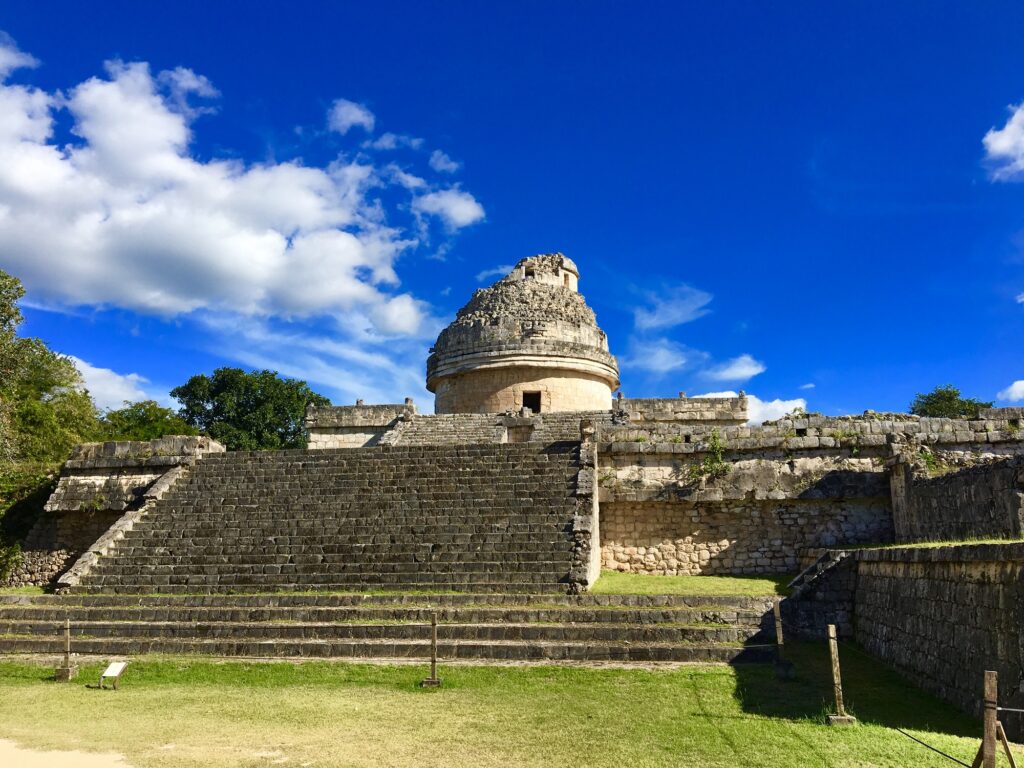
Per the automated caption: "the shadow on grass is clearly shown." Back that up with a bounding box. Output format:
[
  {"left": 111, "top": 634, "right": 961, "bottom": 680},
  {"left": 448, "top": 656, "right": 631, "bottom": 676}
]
[{"left": 732, "top": 641, "right": 978, "bottom": 739}]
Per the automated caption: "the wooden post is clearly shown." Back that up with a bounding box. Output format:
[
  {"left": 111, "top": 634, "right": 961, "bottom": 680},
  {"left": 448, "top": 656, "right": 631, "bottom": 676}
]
[
  {"left": 773, "top": 599, "right": 785, "bottom": 659},
  {"left": 54, "top": 615, "right": 77, "bottom": 682},
  {"left": 983, "top": 670, "right": 998, "bottom": 768},
  {"left": 826, "top": 624, "right": 856, "bottom": 725},
  {"left": 773, "top": 599, "right": 794, "bottom": 680},
  {"left": 420, "top": 611, "right": 441, "bottom": 688}
]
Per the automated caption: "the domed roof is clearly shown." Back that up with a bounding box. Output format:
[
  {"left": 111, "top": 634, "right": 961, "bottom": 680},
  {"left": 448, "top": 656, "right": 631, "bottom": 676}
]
[{"left": 426, "top": 254, "right": 619, "bottom": 392}]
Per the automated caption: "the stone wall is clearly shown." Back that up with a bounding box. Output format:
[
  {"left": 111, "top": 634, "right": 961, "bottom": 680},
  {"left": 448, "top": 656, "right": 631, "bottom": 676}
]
[
  {"left": 2, "top": 436, "right": 223, "bottom": 588},
  {"left": 306, "top": 403, "right": 415, "bottom": 449},
  {"left": 600, "top": 500, "right": 889, "bottom": 575},
  {"left": 889, "top": 455, "right": 1024, "bottom": 543},
  {"left": 594, "top": 412, "right": 1024, "bottom": 576},
  {"left": 855, "top": 544, "right": 1024, "bottom": 739},
  {"left": 619, "top": 395, "right": 748, "bottom": 426}
]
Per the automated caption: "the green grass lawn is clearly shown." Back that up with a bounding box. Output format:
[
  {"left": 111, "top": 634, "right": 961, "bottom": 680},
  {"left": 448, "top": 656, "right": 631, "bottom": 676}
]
[
  {"left": 591, "top": 570, "right": 791, "bottom": 597},
  {"left": 0, "top": 585, "right": 45, "bottom": 595},
  {"left": 0, "top": 642, "right": 1001, "bottom": 768}
]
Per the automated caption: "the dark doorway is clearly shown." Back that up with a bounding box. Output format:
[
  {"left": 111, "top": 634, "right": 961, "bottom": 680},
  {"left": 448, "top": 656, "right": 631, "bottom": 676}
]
[{"left": 522, "top": 392, "right": 541, "bottom": 413}]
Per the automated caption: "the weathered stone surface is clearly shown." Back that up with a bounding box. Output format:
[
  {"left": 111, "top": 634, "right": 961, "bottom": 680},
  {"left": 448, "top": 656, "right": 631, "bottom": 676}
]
[
  {"left": 426, "top": 254, "right": 619, "bottom": 414},
  {"left": 854, "top": 543, "right": 1024, "bottom": 740},
  {"left": 889, "top": 455, "right": 1024, "bottom": 542}
]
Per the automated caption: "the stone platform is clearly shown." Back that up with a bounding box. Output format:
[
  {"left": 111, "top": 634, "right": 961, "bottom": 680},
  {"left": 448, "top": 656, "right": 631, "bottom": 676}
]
[{"left": 0, "top": 592, "right": 775, "bottom": 664}]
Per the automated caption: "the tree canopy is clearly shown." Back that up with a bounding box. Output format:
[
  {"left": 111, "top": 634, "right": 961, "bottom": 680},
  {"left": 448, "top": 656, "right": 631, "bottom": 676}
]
[
  {"left": 99, "top": 400, "right": 200, "bottom": 442},
  {"left": 909, "top": 385, "right": 993, "bottom": 419},
  {"left": 0, "top": 270, "right": 100, "bottom": 467},
  {"left": 171, "top": 367, "right": 330, "bottom": 451}
]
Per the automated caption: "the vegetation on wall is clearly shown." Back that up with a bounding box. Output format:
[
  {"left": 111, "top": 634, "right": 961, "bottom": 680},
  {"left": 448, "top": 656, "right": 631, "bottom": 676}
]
[{"left": 910, "top": 385, "right": 993, "bottom": 419}]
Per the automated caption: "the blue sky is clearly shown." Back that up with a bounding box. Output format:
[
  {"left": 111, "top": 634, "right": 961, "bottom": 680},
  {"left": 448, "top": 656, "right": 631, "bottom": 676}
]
[{"left": 1, "top": 2, "right": 1023, "bottom": 421}]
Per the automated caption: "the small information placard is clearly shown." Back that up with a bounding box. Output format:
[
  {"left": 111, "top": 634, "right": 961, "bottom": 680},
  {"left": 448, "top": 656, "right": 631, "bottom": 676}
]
[{"left": 99, "top": 661, "right": 128, "bottom": 690}]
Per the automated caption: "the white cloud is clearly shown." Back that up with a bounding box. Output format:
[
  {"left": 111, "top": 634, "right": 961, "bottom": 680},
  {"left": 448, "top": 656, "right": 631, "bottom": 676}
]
[
  {"left": 633, "top": 284, "right": 712, "bottom": 330},
  {"left": 0, "top": 33, "right": 37, "bottom": 78},
  {"left": 70, "top": 356, "right": 151, "bottom": 410},
  {"left": 0, "top": 39, "right": 488, "bottom": 410},
  {"left": 997, "top": 380, "right": 1024, "bottom": 402},
  {"left": 984, "top": 102, "right": 1024, "bottom": 180},
  {"left": 0, "top": 44, "right": 482, "bottom": 336},
  {"left": 475, "top": 264, "right": 513, "bottom": 282},
  {"left": 799, "top": 382, "right": 816, "bottom": 390},
  {"left": 703, "top": 354, "right": 766, "bottom": 382},
  {"left": 412, "top": 188, "right": 485, "bottom": 230},
  {"left": 429, "top": 150, "right": 460, "bottom": 173},
  {"left": 363, "top": 132, "right": 423, "bottom": 151},
  {"left": 697, "top": 390, "right": 807, "bottom": 425},
  {"left": 622, "top": 339, "right": 707, "bottom": 375},
  {"left": 327, "top": 98, "right": 374, "bottom": 135},
  {"left": 1016, "top": 293, "right": 1024, "bottom": 304}
]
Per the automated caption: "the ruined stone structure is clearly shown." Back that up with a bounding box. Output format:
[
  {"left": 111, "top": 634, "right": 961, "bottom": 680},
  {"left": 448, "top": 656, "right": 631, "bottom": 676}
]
[
  {"left": 426, "top": 254, "right": 619, "bottom": 414},
  {"left": 2, "top": 252, "right": 1024, "bottom": 699}
]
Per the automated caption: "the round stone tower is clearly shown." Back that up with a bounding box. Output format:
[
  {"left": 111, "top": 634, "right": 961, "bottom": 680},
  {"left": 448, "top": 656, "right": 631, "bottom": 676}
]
[{"left": 427, "top": 253, "right": 620, "bottom": 414}]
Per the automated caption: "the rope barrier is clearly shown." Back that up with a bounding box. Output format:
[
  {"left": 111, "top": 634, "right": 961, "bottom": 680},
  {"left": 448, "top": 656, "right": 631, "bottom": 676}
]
[
  {"left": 892, "top": 728, "right": 972, "bottom": 767},
  {"left": 769, "top": 615, "right": 979, "bottom": 766}
]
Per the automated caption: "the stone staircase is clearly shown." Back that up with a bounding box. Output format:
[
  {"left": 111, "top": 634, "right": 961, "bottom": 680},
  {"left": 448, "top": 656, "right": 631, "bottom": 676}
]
[
  {"left": 73, "top": 444, "right": 582, "bottom": 594},
  {"left": 0, "top": 592, "right": 776, "bottom": 663}
]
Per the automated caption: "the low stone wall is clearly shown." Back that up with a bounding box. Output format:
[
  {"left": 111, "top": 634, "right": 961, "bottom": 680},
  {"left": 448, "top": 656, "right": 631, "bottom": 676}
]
[
  {"left": 306, "top": 403, "right": 415, "bottom": 449},
  {"left": 890, "top": 456, "right": 1024, "bottom": 542},
  {"left": 619, "top": 395, "right": 747, "bottom": 426},
  {"left": 855, "top": 544, "right": 1024, "bottom": 739}
]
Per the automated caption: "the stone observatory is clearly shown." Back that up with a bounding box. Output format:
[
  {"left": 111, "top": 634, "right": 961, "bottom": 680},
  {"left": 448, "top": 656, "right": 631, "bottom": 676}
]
[{"left": 426, "top": 253, "right": 620, "bottom": 414}]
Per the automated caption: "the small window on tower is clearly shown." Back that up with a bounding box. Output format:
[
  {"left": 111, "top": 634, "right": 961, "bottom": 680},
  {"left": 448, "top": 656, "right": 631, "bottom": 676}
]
[
  {"left": 524, "top": 267, "right": 536, "bottom": 279},
  {"left": 522, "top": 392, "right": 541, "bottom": 413},
  {"left": 563, "top": 273, "right": 570, "bottom": 287}
]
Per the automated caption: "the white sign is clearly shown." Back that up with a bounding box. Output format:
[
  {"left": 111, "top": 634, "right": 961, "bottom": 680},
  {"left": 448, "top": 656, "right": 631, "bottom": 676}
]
[{"left": 101, "top": 662, "right": 127, "bottom": 678}]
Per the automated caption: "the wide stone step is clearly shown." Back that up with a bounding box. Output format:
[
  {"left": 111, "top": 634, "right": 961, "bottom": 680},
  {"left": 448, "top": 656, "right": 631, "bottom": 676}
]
[
  {"left": 107, "top": 543, "right": 570, "bottom": 560},
  {"left": 0, "top": 593, "right": 776, "bottom": 609},
  {"left": 69, "top": 584, "right": 571, "bottom": 595},
  {"left": 0, "top": 620, "right": 766, "bottom": 644},
  {"left": 0, "top": 635, "right": 773, "bottom": 663},
  {"left": 89, "top": 560, "right": 571, "bottom": 576},
  {"left": 0, "top": 605, "right": 769, "bottom": 626}
]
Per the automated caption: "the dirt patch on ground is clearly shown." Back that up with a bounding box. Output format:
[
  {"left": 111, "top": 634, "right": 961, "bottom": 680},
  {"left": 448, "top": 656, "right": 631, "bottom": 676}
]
[{"left": 0, "top": 738, "right": 133, "bottom": 767}]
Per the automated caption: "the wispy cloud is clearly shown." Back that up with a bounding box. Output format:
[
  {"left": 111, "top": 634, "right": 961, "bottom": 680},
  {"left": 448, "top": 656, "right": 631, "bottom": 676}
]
[
  {"left": 621, "top": 338, "right": 707, "bottom": 375},
  {"left": 429, "top": 150, "right": 460, "bottom": 173},
  {"left": 703, "top": 354, "right": 766, "bottom": 382},
  {"left": 799, "top": 382, "right": 816, "bottom": 390},
  {"left": 362, "top": 132, "right": 423, "bottom": 151},
  {"left": 997, "top": 380, "right": 1024, "bottom": 402},
  {"left": 983, "top": 102, "right": 1024, "bottom": 180},
  {"left": 697, "top": 390, "right": 806, "bottom": 425},
  {"left": 633, "top": 284, "right": 713, "bottom": 330},
  {"left": 412, "top": 188, "right": 485, "bottom": 231},
  {"left": 69, "top": 355, "right": 158, "bottom": 410},
  {"left": 475, "top": 264, "right": 513, "bottom": 282},
  {"left": 327, "top": 98, "right": 375, "bottom": 135}
]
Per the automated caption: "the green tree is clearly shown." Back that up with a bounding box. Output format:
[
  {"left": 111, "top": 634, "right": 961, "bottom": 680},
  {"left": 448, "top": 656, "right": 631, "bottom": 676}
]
[
  {"left": 0, "top": 269, "right": 102, "bottom": 563},
  {"left": 100, "top": 400, "right": 200, "bottom": 442},
  {"left": 909, "top": 385, "right": 993, "bottom": 419},
  {"left": 171, "top": 368, "right": 330, "bottom": 451}
]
